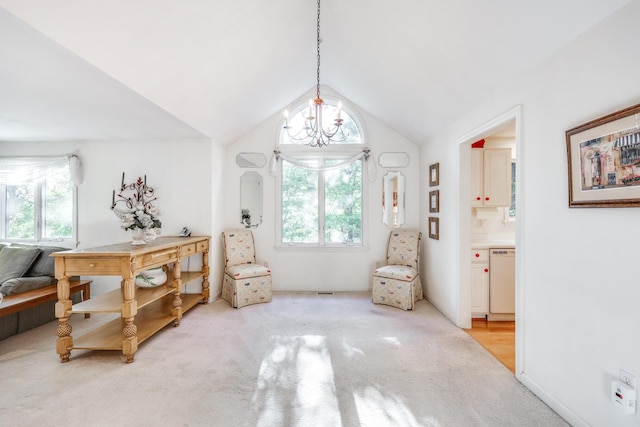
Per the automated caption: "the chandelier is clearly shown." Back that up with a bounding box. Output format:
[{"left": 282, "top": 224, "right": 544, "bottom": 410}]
[{"left": 283, "top": 0, "right": 348, "bottom": 147}]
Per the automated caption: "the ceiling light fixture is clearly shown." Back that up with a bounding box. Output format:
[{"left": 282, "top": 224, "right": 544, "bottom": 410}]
[{"left": 283, "top": 0, "right": 348, "bottom": 147}]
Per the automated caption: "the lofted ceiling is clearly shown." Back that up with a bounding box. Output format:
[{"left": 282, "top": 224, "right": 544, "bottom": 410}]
[{"left": 0, "top": 0, "right": 631, "bottom": 145}]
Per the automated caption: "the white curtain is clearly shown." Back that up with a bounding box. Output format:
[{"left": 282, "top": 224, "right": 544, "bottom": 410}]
[
  {"left": 270, "top": 148, "right": 376, "bottom": 181},
  {"left": 0, "top": 155, "right": 82, "bottom": 185}
]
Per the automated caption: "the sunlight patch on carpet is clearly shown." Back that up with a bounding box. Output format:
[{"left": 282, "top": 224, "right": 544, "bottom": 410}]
[
  {"left": 354, "top": 386, "right": 441, "bottom": 427},
  {"left": 252, "top": 335, "right": 340, "bottom": 426}
]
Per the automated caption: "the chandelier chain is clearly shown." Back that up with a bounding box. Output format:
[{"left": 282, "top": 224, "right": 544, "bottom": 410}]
[
  {"left": 282, "top": 0, "right": 349, "bottom": 147},
  {"left": 316, "top": 0, "right": 321, "bottom": 100}
]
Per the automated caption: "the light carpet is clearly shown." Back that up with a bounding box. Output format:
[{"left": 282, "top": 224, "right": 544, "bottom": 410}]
[{"left": 0, "top": 292, "right": 567, "bottom": 427}]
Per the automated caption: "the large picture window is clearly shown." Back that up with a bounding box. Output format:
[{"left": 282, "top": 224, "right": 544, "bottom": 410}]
[
  {"left": 280, "top": 155, "right": 363, "bottom": 247},
  {"left": 276, "top": 100, "right": 367, "bottom": 248},
  {"left": 0, "top": 157, "right": 77, "bottom": 243}
]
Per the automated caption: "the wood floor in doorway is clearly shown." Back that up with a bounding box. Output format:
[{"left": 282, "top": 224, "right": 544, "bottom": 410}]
[{"left": 464, "top": 319, "right": 515, "bottom": 374}]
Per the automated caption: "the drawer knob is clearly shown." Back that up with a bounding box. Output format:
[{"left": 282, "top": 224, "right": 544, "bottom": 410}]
[
  {"left": 485, "top": 197, "right": 490, "bottom": 201},
  {"left": 476, "top": 197, "right": 481, "bottom": 201},
  {"left": 484, "top": 268, "right": 489, "bottom": 273},
  {"left": 89, "top": 263, "right": 96, "bottom": 268},
  {"left": 475, "top": 253, "right": 480, "bottom": 258}
]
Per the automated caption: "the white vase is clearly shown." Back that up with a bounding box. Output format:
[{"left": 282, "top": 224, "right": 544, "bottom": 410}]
[{"left": 130, "top": 228, "right": 146, "bottom": 245}]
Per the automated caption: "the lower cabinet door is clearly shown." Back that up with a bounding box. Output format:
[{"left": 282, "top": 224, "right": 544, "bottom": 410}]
[{"left": 471, "top": 263, "right": 489, "bottom": 315}]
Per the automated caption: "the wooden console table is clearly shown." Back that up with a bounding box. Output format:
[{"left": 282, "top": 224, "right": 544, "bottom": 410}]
[{"left": 52, "top": 235, "right": 210, "bottom": 363}]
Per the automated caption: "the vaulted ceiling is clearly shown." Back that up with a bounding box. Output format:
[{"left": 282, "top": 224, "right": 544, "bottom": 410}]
[{"left": 0, "top": 0, "right": 631, "bottom": 145}]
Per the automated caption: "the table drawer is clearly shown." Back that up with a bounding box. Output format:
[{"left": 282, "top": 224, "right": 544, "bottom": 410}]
[
  {"left": 140, "top": 248, "right": 179, "bottom": 267},
  {"left": 64, "top": 258, "right": 122, "bottom": 275},
  {"left": 180, "top": 243, "right": 196, "bottom": 257},
  {"left": 196, "top": 240, "right": 209, "bottom": 252}
]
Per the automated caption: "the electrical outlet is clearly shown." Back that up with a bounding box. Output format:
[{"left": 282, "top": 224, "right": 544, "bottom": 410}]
[{"left": 620, "top": 369, "right": 637, "bottom": 390}]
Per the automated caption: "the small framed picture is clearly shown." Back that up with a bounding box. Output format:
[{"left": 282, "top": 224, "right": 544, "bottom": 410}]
[
  {"left": 429, "top": 163, "right": 439, "bottom": 186},
  {"left": 429, "top": 190, "right": 440, "bottom": 213},
  {"left": 428, "top": 217, "right": 439, "bottom": 240}
]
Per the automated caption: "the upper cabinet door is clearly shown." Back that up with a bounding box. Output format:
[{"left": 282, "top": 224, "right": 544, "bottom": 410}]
[
  {"left": 483, "top": 148, "right": 511, "bottom": 207},
  {"left": 471, "top": 148, "right": 511, "bottom": 207},
  {"left": 471, "top": 149, "right": 484, "bottom": 207}
]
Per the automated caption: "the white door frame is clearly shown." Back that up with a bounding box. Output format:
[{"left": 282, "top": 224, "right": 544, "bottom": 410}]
[{"left": 456, "top": 105, "right": 524, "bottom": 376}]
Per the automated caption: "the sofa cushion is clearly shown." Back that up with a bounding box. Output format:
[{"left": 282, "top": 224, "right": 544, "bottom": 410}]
[
  {"left": 0, "top": 246, "right": 41, "bottom": 285},
  {"left": 16, "top": 245, "right": 66, "bottom": 277},
  {"left": 0, "top": 276, "right": 52, "bottom": 296}
]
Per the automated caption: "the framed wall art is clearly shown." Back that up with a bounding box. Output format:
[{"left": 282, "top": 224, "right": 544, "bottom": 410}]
[
  {"left": 429, "top": 163, "right": 439, "bottom": 186},
  {"left": 566, "top": 103, "right": 640, "bottom": 207},
  {"left": 428, "top": 217, "right": 439, "bottom": 240},
  {"left": 429, "top": 190, "right": 439, "bottom": 213}
]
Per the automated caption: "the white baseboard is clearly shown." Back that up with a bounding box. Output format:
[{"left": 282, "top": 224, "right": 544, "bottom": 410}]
[
  {"left": 517, "top": 372, "right": 589, "bottom": 427},
  {"left": 487, "top": 313, "right": 515, "bottom": 321}
]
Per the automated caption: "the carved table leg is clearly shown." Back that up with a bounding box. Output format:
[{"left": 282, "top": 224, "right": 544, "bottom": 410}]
[
  {"left": 172, "top": 262, "right": 183, "bottom": 326},
  {"left": 201, "top": 249, "right": 210, "bottom": 303},
  {"left": 121, "top": 277, "right": 138, "bottom": 363},
  {"left": 55, "top": 276, "right": 73, "bottom": 363}
]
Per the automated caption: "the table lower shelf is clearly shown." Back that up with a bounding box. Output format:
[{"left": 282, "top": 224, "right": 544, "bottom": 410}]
[{"left": 72, "top": 293, "right": 204, "bottom": 351}]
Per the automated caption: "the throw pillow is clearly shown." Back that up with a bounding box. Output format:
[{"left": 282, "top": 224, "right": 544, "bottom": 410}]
[{"left": 0, "top": 247, "right": 42, "bottom": 285}]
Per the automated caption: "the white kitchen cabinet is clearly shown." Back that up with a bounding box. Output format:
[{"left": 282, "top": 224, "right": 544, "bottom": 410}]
[
  {"left": 471, "top": 148, "right": 511, "bottom": 207},
  {"left": 470, "top": 249, "right": 489, "bottom": 317}
]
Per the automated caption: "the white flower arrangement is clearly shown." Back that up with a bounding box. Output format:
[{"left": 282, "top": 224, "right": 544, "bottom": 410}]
[
  {"left": 113, "top": 204, "right": 161, "bottom": 231},
  {"left": 111, "top": 175, "right": 162, "bottom": 232}
]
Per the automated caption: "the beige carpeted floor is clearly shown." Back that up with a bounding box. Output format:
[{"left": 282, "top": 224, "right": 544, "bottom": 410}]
[{"left": 0, "top": 292, "right": 567, "bottom": 427}]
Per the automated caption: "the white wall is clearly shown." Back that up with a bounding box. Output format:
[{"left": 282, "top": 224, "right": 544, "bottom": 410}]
[
  {"left": 0, "top": 138, "right": 224, "bottom": 298},
  {"left": 422, "top": 2, "right": 640, "bottom": 426},
  {"left": 225, "top": 92, "right": 420, "bottom": 292}
]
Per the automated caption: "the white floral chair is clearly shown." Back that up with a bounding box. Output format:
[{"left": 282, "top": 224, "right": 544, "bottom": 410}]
[
  {"left": 372, "top": 229, "right": 423, "bottom": 310},
  {"left": 221, "top": 229, "right": 272, "bottom": 308}
]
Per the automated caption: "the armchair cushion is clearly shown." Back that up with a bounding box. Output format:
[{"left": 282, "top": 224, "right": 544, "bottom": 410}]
[
  {"left": 226, "top": 263, "right": 271, "bottom": 280},
  {"left": 386, "top": 230, "right": 420, "bottom": 269},
  {"left": 373, "top": 265, "right": 417, "bottom": 282},
  {"left": 223, "top": 230, "right": 257, "bottom": 267},
  {"left": 0, "top": 247, "right": 41, "bottom": 285}
]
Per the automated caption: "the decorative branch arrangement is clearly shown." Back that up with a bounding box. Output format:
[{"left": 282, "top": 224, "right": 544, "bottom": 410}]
[{"left": 111, "top": 173, "right": 161, "bottom": 231}]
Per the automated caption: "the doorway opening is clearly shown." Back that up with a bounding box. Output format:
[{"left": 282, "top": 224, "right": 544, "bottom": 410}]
[{"left": 457, "top": 106, "right": 521, "bottom": 375}]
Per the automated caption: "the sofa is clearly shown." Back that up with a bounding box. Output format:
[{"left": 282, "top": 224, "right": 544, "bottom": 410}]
[{"left": 0, "top": 243, "right": 82, "bottom": 341}]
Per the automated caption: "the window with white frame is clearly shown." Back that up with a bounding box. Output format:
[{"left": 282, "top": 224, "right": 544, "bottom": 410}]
[
  {"left": 0, "top": 156, "right": 78, "bottom": 243},
  {"left": 276, "top": 101, "right": 368, "bottom": 248}
]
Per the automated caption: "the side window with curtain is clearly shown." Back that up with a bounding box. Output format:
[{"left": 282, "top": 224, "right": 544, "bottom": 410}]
[{"left": 0, "top": 156, "right": 78, "bottom": 243}]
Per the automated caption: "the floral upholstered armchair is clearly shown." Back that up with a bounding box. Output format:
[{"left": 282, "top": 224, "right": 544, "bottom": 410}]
[
  {"left": 221, "top": 229, "right": 272, "bottom": 308},
  {"left": 372, "top": 229, "right": 422, "bottom": 310}
]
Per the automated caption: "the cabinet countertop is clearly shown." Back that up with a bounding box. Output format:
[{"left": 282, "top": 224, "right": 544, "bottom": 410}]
[{"left": 471, "top": 241, "right": 515, "bottom": 249}]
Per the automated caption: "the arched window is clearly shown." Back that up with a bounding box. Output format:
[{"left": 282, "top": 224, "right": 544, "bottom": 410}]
[{"left": 275, "top": 100, "right": 369, "bottom": 248}]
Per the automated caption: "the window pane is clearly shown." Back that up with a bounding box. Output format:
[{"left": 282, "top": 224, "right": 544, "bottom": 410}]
[
  {"left": 325, "top": 160, "right": 362, "bottom": 243},
  {"left": 282, "top": 160, "right": 318, "bottom": 243},
  {"left": 44, "top": 166, "right": 73, "bottom": 238},
  {"left": 6, "top": 184, "right": 35, "bottom": 239}
]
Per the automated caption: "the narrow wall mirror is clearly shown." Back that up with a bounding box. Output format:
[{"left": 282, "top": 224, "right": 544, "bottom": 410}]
[
  {"left": 240, "top": 172, "right": 263, "bottom": 228},
  {"left": 382, "top": 171, "right": 405, "bottom": 228},
  {"left": 236, "top": 153, "right": 267, "bottom": 168}
]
